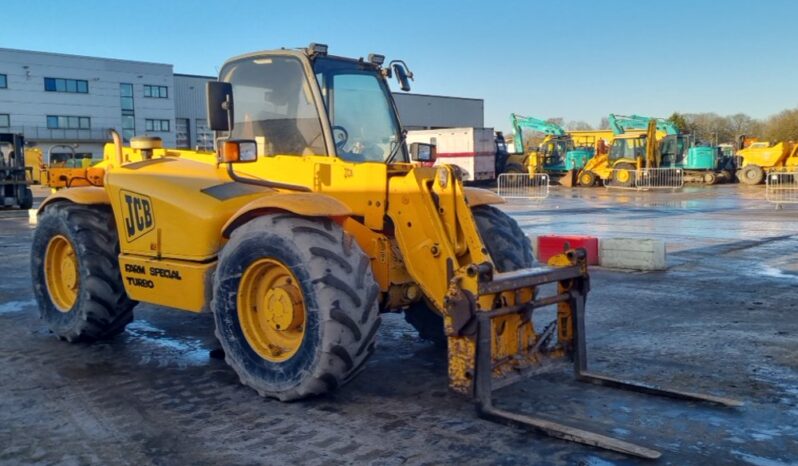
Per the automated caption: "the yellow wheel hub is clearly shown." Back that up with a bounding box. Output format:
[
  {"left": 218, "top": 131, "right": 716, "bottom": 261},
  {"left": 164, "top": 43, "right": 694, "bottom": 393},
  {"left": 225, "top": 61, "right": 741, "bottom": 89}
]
[
  {"left": 238, "top": 258, "right": 306, "bottom": 362},
  {"left": 580, "top": 173, "right": 592, "bottom": 184},
  {"left": 617, "top": 170, "right": 630, "bottom": 183},
  {"left": 44, "top": 235, "right": 79, "bottom": 312}
]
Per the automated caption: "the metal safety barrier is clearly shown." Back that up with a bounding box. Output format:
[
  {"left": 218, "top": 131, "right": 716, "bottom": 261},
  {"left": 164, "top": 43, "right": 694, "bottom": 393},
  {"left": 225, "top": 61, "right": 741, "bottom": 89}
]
[
  {"left": 765, "top": 170, "right": 798, "bottom": 205},
  {"left": 497, "top": 173, "right": 550, "bottom": 200},
  {"left": 603, "top": 168, "right": 684, "bottom": 191}
]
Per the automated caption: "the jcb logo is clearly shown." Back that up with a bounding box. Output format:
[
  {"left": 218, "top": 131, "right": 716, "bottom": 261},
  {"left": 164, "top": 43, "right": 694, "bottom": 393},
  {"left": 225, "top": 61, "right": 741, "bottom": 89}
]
[{"left": 121, "top": 190, "right": 154, "bottom": 241}]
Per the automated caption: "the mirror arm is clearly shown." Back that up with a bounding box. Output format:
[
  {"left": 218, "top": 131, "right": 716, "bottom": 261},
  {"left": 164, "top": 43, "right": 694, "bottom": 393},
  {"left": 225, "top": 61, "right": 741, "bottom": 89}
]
[
  {"left": 225, "top": 164, "right": 312, "bottom": 192},
  {"left": 224, "top": 94, "right": 234, "bottom": 133}
]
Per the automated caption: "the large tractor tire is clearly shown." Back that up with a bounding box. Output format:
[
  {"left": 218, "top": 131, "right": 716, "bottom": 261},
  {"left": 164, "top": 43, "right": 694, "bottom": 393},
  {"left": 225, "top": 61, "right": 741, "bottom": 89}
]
[
  {"left": 31, "top": 203, "right": 136, "bottom": 342},
  {"left": 403, "top": 205, "right": 535, "bottom": 348},
  {"left": 611, "top": 163, "right": 637, "bottom": 188},
  {"left": 739, "top": 164, "right": 764, "bottom": 185},
  {"left": 212, "top": 214, "right": 380, "bottom": 401}
]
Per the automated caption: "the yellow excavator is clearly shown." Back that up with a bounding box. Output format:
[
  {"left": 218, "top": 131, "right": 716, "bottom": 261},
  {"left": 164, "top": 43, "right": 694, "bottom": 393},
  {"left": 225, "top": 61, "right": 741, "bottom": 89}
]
[{"left": 30, "top": 44, "right": 739, "bottom": 459}]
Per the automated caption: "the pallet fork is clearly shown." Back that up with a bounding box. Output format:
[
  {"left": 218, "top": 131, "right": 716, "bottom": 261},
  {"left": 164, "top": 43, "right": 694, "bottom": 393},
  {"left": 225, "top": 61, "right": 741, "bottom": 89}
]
[{"left": 469, "top": 249, "right": 741, "bottom": 459}]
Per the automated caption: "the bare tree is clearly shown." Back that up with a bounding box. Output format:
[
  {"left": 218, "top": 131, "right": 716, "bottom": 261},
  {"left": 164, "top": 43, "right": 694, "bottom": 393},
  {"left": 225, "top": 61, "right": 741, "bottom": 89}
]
[
  {"left": 566, "top": 120, "right": 593, "bottom": 131},
  {"left": 597, "top": 117, "right": 610, "bottom": 130},
  {"left": 727, "top": 113, "right": 758, "bottom": 136},
  {"left": 762, "top": 109, "right": 798, "bottom": 142}
]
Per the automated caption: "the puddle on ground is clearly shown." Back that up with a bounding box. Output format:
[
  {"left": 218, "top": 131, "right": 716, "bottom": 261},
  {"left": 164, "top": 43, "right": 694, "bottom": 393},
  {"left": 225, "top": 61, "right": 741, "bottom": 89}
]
[
  {"left": 758, "top": 265, "right": 798, "bottom": 281},
  {"left": 731, "top": 449, "right": 791, "bottom": 466},
  {"left": 0, "top": 299, "right": 36, "bottom": 315},
  {"left": 125, "top": 320, "right": 210, "bottom": 368}
]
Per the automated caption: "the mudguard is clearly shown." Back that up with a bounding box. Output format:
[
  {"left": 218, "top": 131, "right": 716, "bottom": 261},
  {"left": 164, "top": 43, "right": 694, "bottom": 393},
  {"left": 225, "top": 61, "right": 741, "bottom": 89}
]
[
  {"left": 221, "top": 192, "right": 353, "bottom": 237},
  {"left": 38, "top": 187, "right": 109, "bottom": 213}
]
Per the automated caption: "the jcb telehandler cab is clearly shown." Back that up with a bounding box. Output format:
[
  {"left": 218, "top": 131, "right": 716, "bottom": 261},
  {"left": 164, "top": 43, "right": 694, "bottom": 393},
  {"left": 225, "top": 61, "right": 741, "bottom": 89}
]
[{"left": 31, "top": 44, "right": 738, "bottom": 459}]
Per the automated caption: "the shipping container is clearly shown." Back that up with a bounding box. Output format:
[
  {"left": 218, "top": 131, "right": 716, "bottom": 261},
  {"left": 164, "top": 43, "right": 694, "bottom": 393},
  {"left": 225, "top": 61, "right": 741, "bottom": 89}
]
[{"left": 405, "top": 127, "right": 496, "bottom": 181}]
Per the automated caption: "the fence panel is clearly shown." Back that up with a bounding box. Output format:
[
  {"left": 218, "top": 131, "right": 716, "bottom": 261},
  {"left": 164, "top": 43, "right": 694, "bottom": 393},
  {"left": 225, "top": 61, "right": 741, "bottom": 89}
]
[
  {"left": 765, "top": 170, "right": 798, "bottom": 204},
  {"left": 497, "top": 173, "right": 550, "bottom": 200},
  {"left": 603, "top": 167, "right": 684, "bottom": 191}
]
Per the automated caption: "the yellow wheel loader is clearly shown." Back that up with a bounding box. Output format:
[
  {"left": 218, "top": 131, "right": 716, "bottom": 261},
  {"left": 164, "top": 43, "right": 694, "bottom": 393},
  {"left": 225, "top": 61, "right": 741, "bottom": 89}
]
[{"left": 31, "top": 44, "right": 739, "bottom": 459}]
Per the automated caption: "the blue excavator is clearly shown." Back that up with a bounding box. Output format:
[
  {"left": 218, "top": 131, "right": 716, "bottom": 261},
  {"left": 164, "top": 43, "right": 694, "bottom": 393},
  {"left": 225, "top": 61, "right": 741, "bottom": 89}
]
[
  {"left": 608, "top": 114, "right": 729, "bottom": 184},
  {"left": 508, "top": 114, "right": 593, "bottom": 185}
]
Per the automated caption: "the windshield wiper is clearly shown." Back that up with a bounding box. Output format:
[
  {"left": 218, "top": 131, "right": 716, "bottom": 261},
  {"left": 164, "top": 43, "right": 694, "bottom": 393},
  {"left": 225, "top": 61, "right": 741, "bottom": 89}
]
[{"left": 385, "top": 130, "right": 407, "bottom": 164}]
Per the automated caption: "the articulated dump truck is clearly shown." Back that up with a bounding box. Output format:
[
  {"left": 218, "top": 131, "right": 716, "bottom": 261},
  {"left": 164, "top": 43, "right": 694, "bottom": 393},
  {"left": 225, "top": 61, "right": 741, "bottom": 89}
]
[{"left": 30, "top": 43, "right": 740, "bottom": 459}]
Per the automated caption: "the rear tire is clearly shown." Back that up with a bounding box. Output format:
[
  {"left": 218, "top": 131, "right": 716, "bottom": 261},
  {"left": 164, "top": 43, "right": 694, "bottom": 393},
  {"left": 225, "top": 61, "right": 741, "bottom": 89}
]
[
  {"left": 740, "top": 165, "right": 764, "bottom": 185},
  {"left": 212, "top": 214, "right": 380, "bottom": 401},
  {"left": 612, "top": 163, "right": 636, "bottom": 187},
  {"left": 404, "top": 205, "right": 534, "bottom": 347},
  {"left": 31, "top": 203, "right": 136, "bottom": 342}
]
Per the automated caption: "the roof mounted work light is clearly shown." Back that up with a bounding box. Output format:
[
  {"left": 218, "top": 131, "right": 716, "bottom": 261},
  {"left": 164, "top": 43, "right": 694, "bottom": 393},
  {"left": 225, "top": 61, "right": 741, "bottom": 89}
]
[
  {"left": 307, "top": 43, "right": 328, "bottom": 56},
  {"left": 367, "top": 53, "right": 385, "bottom": 66}
]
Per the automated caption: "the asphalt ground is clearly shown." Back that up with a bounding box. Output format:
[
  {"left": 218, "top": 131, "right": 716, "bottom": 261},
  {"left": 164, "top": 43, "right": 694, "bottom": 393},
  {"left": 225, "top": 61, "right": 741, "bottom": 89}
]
[{"left": 0, "top": 184, "right": 796, "bottom": 465}]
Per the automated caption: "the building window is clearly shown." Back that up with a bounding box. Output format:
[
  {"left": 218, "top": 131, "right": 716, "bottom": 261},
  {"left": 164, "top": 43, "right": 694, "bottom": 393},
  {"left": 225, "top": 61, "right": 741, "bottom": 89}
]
[
  {"left": 175, "top": 118, "right": 190, "bottom": 148},
  {"left": 47, "top": 115, "right": 91, "bottom": 129},
  {"left": 196, "top": 119, "right": 213, "bottom": 151},
  {"left": 145, "top": 119, "right": 170, "bottom": 132},
  {"left": 120, "top": 83, "right": 135, "bottom": 141},
  {"left": 143, "top": 85, "right": 168, "bottom": 98},
  {"left": 0, "top": 74, "right": 7, "bottom": 89},
  {"left": 120, "top": 83, "right": 134, "bottom": 111},
  {"left": 0, "top": 114, "right": 9, "bottom": 127},
  {"left": 44, "top": 77, "right": 89, "bottom": 94}
]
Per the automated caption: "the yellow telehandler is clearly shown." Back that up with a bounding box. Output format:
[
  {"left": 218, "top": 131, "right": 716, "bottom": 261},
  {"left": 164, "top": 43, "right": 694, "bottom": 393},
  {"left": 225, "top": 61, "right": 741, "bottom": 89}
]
[{"left": 31, "top": 44, "right": 738, "bottom": 459}]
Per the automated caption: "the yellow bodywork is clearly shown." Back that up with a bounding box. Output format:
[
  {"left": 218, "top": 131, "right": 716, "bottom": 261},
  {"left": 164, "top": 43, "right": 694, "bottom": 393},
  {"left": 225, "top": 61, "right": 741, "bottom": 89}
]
[
  {"left": 576, "top": 127, "right": 662, "bottom": 184},
  {"left": 41, "top": 141, "right": 555, "bottom": 395},
  {"left": 736, "top": 142, "right": 798, "bottom": 169},
  {"left": 24, "top": 148, "right": 44, "bottom": 184}
]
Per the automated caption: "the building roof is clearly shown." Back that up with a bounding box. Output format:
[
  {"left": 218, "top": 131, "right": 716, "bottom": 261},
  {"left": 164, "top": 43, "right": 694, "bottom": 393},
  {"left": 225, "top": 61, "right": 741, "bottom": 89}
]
[
  {"left": 0, "top": 47, "right": 172, "bottom": 68},
  {"left": 173, "top": 73, "right": 216, "bottom": 80}
]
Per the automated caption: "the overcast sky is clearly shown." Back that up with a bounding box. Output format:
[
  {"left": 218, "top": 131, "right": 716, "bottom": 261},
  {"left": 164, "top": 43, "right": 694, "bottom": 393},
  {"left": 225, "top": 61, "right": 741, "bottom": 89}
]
[{"left": 2, "top": 0, "right": 796, "bottom": 133}]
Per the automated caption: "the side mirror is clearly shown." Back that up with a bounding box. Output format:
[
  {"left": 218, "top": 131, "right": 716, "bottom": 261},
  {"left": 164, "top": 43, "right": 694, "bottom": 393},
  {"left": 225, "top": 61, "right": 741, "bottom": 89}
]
[
  {"left": 410, "top": 142, "right": 436, "bottom": 162},
  {"left": 207, "top": 81, "right": 234, "bottom": 131},
  {"left": 393, "top": 64, "right": 411, "bottom": 92},
  {"left": 221, "top": 140, "right": 257, "bottom": 163}
]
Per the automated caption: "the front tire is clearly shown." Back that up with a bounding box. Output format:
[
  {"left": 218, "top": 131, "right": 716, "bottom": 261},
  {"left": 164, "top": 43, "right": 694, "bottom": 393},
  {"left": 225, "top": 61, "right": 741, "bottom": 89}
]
[
  {"left": 19, "top": 187, "right": 33, "bottom": 209},
  {"left": 403, "top": 205, "right": 534, "bottom": 347},
  {"left": 739, "top": 165, "right": 764, "bottom": 185},
  {"left": 578, "top": 170, "right": 597, "bottom": 187},
  {"left": 31, "top": 203, "right": 136, "bottom": 342},
  {"left": 212, "top": 214, "right": 380, "bottom": 401},
  {"left": 504, "top": 163, "right": 526, "bottom": 174}
]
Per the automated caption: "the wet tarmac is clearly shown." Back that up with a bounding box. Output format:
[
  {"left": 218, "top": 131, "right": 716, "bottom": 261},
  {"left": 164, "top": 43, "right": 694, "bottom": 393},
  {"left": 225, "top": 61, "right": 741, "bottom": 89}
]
[{"left": 1, "top": 185, "right": 796, "bottom": 465}]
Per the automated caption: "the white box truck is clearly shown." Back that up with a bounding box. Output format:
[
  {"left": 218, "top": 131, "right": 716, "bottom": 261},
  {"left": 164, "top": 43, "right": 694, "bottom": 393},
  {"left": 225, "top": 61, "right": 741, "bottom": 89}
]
[{"left": 405, "top": 128, "right": 496, "bottom": 181}]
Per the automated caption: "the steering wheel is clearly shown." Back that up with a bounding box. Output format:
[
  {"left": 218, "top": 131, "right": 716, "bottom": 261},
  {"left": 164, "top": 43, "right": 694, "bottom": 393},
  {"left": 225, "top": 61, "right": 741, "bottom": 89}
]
[{"left": 332, "top": 125, "right": 349, "bottom": 150}]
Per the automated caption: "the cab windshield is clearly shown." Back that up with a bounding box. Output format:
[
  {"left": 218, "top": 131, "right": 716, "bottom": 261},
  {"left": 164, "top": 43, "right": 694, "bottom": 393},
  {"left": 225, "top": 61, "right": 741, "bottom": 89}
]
[
  {"left": 610, "top": 138, "right": 646, "bottom": 161},
  {"left": 314, "top": 57, "right": 405, "bottom": 163}
]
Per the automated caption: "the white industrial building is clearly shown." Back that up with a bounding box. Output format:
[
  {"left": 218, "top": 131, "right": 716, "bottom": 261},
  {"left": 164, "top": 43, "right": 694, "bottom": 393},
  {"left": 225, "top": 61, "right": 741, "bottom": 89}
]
[
  {"left": 173, "top": 73, "right": 214, "bottom": 151},
  {"left": 0, "top": 48, "right": 176, "bottom": 160},
  {"left": 0, "top": 48, "right": 483, "bottom": 159},
  {"left": 393, "top": 93, "right": 484, "bottom": 130}
]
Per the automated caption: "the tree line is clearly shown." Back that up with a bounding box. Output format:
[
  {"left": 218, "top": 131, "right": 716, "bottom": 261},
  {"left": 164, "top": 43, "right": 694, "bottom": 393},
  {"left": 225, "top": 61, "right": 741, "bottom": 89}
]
[{"left": 545, "top": 108, "right": 798, "bottom": 145}]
